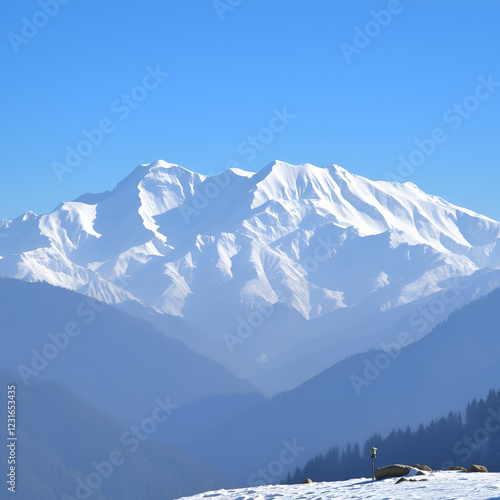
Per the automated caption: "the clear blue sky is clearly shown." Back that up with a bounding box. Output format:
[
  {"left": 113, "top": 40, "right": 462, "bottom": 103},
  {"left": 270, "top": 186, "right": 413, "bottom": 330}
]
[{"left": 1, "top": 0, "right": 499, "bottom": 220}]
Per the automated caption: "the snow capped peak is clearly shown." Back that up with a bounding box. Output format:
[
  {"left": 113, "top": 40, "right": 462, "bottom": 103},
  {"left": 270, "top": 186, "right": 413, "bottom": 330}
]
[
  {"left": 402, "top": 181, "right": 420, "bottom": 190},
  {"left": 140, "top": 159, "right": 203, "bottom": 177},
  {"left": 326, "top": 163, "right": 352, "bottom": 181},
  {"left": 329, "top": 163, "right": 348, "bottom": 173},
  {"left": 262, "top": 159, "right": 323, "bottom": 174},
  {"left": 136, "top": 162, "right": 206, "bottom": 224},
  {"left": 141, "top": 159, "right": 181, "bottom": 170},
  {"left": 257, "top": 160, "right": 353, "bottom": 187},
  {"left": 228, "top": 167, "right": 255, "bottom": 178},
  {"left": 21, "top": 210, "right": 38, "bottom": 222},
  {"left": 114, "top": 159, "right": 201, "bottom": 192}
]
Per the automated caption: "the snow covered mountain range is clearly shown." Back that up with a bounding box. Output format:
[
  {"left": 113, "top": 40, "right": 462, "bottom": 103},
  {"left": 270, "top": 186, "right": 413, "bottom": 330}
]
[{"left": 2, "top": 159, "right": 500, "bottom": 393}]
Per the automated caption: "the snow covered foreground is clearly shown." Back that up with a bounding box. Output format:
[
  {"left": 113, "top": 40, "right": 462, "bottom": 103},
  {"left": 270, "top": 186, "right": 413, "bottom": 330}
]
[{"left": 176, "top": 472, "right": 500, "bottom": 500}]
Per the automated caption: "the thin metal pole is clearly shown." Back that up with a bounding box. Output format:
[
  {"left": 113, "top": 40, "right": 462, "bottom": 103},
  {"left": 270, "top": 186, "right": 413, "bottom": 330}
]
[{"left": 372, "top": 459, "right": 374, "bottom": 481}]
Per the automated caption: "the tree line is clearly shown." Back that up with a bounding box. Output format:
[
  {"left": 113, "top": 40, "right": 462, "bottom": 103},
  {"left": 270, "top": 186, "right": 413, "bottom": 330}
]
[{"left": 285, "top": 388, "right": 500, "bottom": 483}]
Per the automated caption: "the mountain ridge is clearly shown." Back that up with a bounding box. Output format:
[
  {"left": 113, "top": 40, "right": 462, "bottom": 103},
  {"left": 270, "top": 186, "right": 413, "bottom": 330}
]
[{"left": 1, "top": 159, "right": 499, "bottom": 393}]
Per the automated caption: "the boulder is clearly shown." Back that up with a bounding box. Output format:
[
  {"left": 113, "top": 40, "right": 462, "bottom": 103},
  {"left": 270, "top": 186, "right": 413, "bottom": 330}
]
[
  {"left": 397, "top": 477, "right": 428, "bottom": 484},
  {"left": 375, "top": 464, "right": 412, "bottom": 480},
  {"left": 302, "top": 478, "right": 314, "bottom": 484},
  {"left": 468, "top": 465, "right": 488, "bottom": 473},
  {"left": 413, "top": 464, "right": 432, "bottom": 472},
  {"left": 448, "top": 466, "right": 467, "bottom": 472}
]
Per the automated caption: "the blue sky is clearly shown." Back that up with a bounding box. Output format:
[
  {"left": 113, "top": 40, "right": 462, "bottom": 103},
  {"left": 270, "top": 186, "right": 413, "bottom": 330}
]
[{"left": 1, "top": 0, "right": 499, "bottom": 220}]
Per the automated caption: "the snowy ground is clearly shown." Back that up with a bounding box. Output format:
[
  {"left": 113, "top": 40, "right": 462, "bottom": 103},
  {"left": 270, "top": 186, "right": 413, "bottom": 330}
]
[{"left": 176, "top": 471, "right": 500, "bottom": 500}]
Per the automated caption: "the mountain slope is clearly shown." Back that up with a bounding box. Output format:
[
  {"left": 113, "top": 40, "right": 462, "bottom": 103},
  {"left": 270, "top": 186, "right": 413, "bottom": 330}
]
[
  {"left": 164, "top": 287, "right": 500, "bottom": 483},
  {"left": 0, "top": 278, "right": 257, "bottom": 425},
  {"left": 0, "top": 371, "right": 222, "bottom": 500}
]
